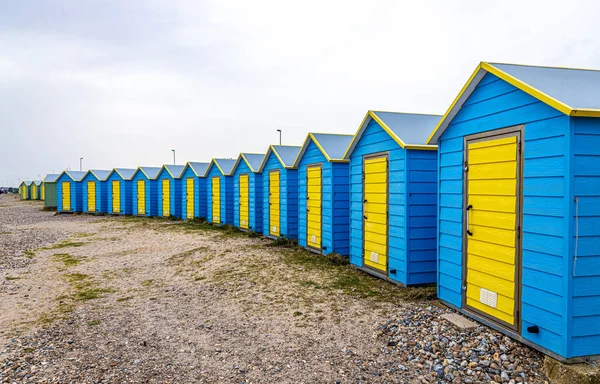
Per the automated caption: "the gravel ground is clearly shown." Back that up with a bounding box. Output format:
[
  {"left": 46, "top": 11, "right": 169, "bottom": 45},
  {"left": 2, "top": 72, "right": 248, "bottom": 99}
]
[{"left": 0, "top": 195, "right": 551, "bottom": 383}]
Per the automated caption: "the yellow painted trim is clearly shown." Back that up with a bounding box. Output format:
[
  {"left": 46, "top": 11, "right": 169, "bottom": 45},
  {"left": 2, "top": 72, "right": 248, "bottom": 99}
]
[
  {"left": 569, "top": 108, "right": 600, "bottom": 117},
  {"left": 482, "top": 62, "right": 573, "bottom": 116},
  {"left": 183, "top": 162, "right": 199, "bottom": 177}
]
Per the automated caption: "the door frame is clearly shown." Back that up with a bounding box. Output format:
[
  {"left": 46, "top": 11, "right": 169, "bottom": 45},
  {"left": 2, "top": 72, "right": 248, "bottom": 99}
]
[
  {"left": 361, "top": 152, "right": 390, "bottom": 277},
  {"left": 212, "top": 176, "right": 221, "bottom": 224},
  {"left": 88, "top": 181, "right": 96, "bottom": 212},
  {"left": 238, "top": 173, "right": 250, "bottom": 229},
  {"left": 306, "top": 163, "right": 323, "bottom": 252},
  {"left": 461, "top": 125, "right": 524, "bottom": 333},
  {"left": 186, "top": 177, "right": 195, "bottom": 219},
  {"left": 137, "top": 179, "right": 146, "bottom": 215},
  {"left": 268, "top": 169, "right": 281, "bottom": 237}
]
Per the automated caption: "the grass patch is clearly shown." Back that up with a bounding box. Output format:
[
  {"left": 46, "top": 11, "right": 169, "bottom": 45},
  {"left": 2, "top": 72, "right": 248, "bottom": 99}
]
[
  {"left": 63, "top": 273, "right": 90, "bottom": 283},
  {"left": 293, "top": 311, "right": 303, "bottom": 317},
  {"left": 24, "top": 250, "right": 36, "bottom": 258},
  {"left": 141, "top": 279, "right": 154, "bottom": 287},
  {"left": 74, "top": 232, "right": 96, "bottom": 238},
  {"left": 266, "top": 237, "right": 298, "bottom": 248},
  {"left": 116, "top": 296, "right": 134, "bottom": 302},
  {"left": 87, "top": 320, "right": 101, "bottom": 326},
  {"left": 168, "top": 246, "right": 211, "bottom": 265},
  {"left": 53, "top": 253, "right": 82, "bottom": 268},
  {"left": 73, "top": 287, "right": 115, "bottom": 301},
  {"left": 44, "top": 240, "right": 86, "bottom": 250}
]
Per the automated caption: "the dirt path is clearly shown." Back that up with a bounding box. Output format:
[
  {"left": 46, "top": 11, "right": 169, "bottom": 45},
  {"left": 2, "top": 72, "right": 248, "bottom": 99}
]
[{"left": 0, "top": 196, "right": 548, "bottom": 383}]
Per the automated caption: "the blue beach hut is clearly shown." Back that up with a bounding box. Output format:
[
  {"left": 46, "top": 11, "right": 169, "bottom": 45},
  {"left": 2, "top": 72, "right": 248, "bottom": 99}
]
[
  {"left": 293, "top": 133, "right": 354, "bottom": 255},
  {"left": 181, "top": 162, "right": 210, "bottom": 220},
  {"left": 131, "top": 167, "right": 161, "bottom": 217},
  {"left": 344, "top": 110, "right": 440, "bottom": 286},
  {"left": 206, "top": 158, "right": 236, "bottom": 225},
  {"left": 231, "top": 153, "right": 265, "bottom": 232},
  {"left": 56, "top": 171, "right": 87, "bottom": 213},
  {"left": 258, "top": 145, "right": 301, "bottom": 239},
  {"left": 106, "top": 168, "right": 136, "bottom": 215},
  {"left": 81, "top": 170, "right": 111, "bottom": 213},
  {"left": 428, "top": 61, "right": 600, "bottom": 362},
  {"left": 157, "top": 165, "right": 185, "bottom": 218}
]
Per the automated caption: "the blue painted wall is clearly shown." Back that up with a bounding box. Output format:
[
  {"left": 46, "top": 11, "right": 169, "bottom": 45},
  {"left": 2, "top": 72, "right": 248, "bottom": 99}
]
[
  {"left": 569, "top": 117, "right": 600, "bottom": 358},
  {"left": 180, "top": 167, "right": 207, "bottom": 220},
  {"left": 436, "top": 73, "right": 570, "bottom": 357},
  {"left": 81, "top": 174, "right": 108, "bottom": 213},
  {"left": 232, "top": 161, "right": 263, "bottom": 232},
  {"left": 56, "top": 175, "right": 82, "bottom": 213},
  {"left": 261, "top": 152, "right": 298, "bottom": 238},
  {"left": 106, "top": 173, "right": 133, "bottom": 215},
  {"left": 131, "top": 172, "right": 158, "bottom": 217},
  {"left": 297, "top": 140, "right": 350, "bottom": 255},
  {"left": 157, "top": 169, "right": 182, "bottom": 218},
  {"left": 206, "top": 166, "right": 234, "bottom": 225}
]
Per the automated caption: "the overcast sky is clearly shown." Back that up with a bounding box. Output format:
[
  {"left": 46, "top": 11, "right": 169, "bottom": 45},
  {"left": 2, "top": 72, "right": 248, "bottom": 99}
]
[{"left": 2, "top": 0, "right": 599, "bottom": 185}]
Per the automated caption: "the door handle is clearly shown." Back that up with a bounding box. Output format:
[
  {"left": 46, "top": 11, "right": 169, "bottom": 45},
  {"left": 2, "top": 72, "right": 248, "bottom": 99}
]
[
  {"left": 466, "top": 204, "right": 473, "bottom": 236},
  {"left": 363, "top": 199, "right": 368, "bottom": 220}
]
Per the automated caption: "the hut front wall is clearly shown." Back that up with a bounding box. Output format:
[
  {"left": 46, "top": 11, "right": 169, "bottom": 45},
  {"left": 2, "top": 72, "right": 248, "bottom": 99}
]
[
  {"left": 180, "top": 169, "right": 207, "bottom": 220},
  {"left": 262, "top": 153, "right": 298, "bottom": 239},
  {"left": 44, "top": 182, "right": 57, "bottom": 208},
  {"left": 82, "top": 174, "right": 98, "bottom": 213},
  {"left": 436, "top": 72, "right": 570, "bottom": 357},
  {"left": 349, "top": 119, "right": 408, "bottom": 284},
  {"left": 157, "top": 172, "right": 181, "bottom": 218},
  {"left": 233, "top": 161, "right": 263, "bottom": 232},
  {"left": 132, "top": 172, "right": 158, "bottom": 217},
  {"left": 569, "top": 117, "right": 600, "bottom": 358},
  {"left": 56, "top": 177, "right": 82, "bottom": 212},
  {"left": 206, "top": 166, "right": 233, "bottom": 225}
]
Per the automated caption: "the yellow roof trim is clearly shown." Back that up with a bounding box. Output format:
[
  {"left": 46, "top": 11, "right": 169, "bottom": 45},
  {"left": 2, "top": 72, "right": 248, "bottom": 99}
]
[{"left": 570, "top": 108, "right": 600, "bottom": 117}]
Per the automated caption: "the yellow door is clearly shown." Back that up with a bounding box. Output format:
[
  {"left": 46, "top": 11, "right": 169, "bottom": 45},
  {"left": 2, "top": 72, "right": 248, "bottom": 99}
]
[
  {"left": 465, "top": 134, "right": 520, "bottom": 328},
  {"left": 137, "top": 180, "right": 146, "bottom": 215},
  {"left": 186, "top": 178, "right": 195, "bottom": 219},
  {"left": 363, "top": 155, "right": 388, "bottom": 272},
  {"left": 269, "top": 170, "right": 280, "bottom": 236},
  {"left": 212, "top": 177, "right": 221, "bottom": 223},
  {"left": 62, "top": 182, "right": 71, "bottom": 211},
  {"left": 306, "top": 165, "right": 322, "bottom": 249},
  {"left": 32, "top": 186, "right": 37, "bottom": 199},
  {"left": 112, "top": 181, "right": 121, "bottom": 213},
  {"left": 239, "top": 174, "right": 249, "bottom": 229},
  {"left": 162, "top": 179, "right": 170, "bottom": 217},
  {"left": 41, "top": 185, "right": 45, "bottom": 200},
  {"left": 88, "top": 181, "right": 96, "bottom": 212}
]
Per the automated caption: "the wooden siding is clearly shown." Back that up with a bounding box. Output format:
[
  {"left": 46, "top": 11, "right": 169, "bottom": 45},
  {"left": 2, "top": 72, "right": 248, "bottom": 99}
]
[
  {"left": 570, "top": 117, "right": 600, "bottom": 358},
  {"left": 180, "top": 167, "right": 207, "bottom": 220},
  {"left": 56, "top": 176, "right": 83, "bottom": 213},
  {"left": 206, "top": 165, "right": 234, "bottom": 225},
  {"left": 81, "top": 173, "right": 109, "bottom": 213},
  {"left": 261, "top": 152, "right": 299, "bottom": 239},
  {"left": 298, "top": 140, "right": 350, "bottom": 255},
  {"left": 349, "top": 119, "right": 408, "bottom": 284},
  {"left": 44, "top": 182, "right": 57, "bottom": 208},
  {"left": 107, "top": 172, "right": 133, "bottom": 215},
  {"left": 132, "top": 171, "right": 158, "bottom": 217},
  {"left": 157, "top": 169, "right": 182, "bottom": 218},
  {"left": 436, "top": 73, "right": 569, "bottom": 357},
  {"left": 233, "top": 160, "right": 263, "bottom": 232}
]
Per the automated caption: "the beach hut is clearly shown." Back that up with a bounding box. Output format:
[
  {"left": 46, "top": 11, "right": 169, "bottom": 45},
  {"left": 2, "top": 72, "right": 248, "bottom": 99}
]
[
  {"left": 56, "top": 171, "right": 87, "bottom": 212},
  {"left": 19, "top": 181, "right": 31, "bottom": 200},
  {"left": 293, "top": 133, "right": 354, "bottom": 255},
  {"left": 344, "top": 110, "right": 440, "bottom": 286},
  {"left": 43, "top": 174, "right": 60, "bottom": 208},
  {"left": 157, "top": 165, "right": 185, "bottom": 218},
  {"left": 31, "top": 181, "right": 41, "bottom": 200},
  {"left": 40, "top": 181, "right": 45, "bottom": 200},
  {"left": 428, "top": 62, "right": 600, "bottom": 362},
  {"left": 231, "top": 153, "right": 265, "bottom": 231},
  {"left": 81, "top": 170, "right": 111, "bottom": 213},
  {"left": 131, "top": 167, "right": 161, "bottom": 217},
  {"left": 180, "top": 162, "right": 210, "bottom": 220},
  {"left": 206, "top": 158, "right": 236, "bottom": 225},
  {"left": 258, "top": 145, "right": 301, "bottom": 239},
  {"left": 106, "top": 168, "right": 136, "bottom": 215}
]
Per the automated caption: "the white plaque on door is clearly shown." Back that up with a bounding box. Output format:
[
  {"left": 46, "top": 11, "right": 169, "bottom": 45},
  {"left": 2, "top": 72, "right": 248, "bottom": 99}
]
[
  {"left": 311, "top": 235, "right": 316, "bottom": 243},
  {"left": 370, "top": 252, "right": 379, "bottom": 263},
  {"left": 272, "top": 226, "right": 277, "bottom": 232},
  {"left": 480, "top": 288, "right": 498, "bottom": 308}
]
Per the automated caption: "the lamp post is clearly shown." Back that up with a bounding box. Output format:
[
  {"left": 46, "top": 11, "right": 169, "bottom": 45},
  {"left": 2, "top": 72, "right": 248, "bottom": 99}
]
[
  {"left": 80, "top": 158, "right": 83, "bottom": 171},
  {"left": 277, "top": 129, "right": 282, "bottom": 145},
  {"left": 171, "top": 149, "right": 176, "bottom": 165}
]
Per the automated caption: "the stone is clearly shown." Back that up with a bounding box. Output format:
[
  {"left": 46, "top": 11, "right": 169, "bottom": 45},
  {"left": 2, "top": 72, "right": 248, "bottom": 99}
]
[{"left": 441, "top": 314, "right": 478, "bottom": 331}]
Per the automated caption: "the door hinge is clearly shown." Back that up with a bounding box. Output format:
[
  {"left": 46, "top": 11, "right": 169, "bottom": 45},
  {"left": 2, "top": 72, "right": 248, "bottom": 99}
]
[{"left": 517, "top": 226, "right": 521, "bottom": 239}]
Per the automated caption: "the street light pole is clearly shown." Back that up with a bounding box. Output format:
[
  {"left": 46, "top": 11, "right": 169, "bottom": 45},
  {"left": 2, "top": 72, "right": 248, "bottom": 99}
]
[
  {"left": 171, "top": 149, "right": 176, "bottom": 165},
  {"left": 277, "top": 129, "right": 282, "bottom": 145},
  {"left": 80, "top": 157, "right": 83, "bottom": 171}
]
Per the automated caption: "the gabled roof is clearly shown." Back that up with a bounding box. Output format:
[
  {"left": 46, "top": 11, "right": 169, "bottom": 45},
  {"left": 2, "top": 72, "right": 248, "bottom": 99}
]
[
  {"left": 293, "top": 133, "right": 353, "bottom": 167},
  {"left": 207, "top": 158, "right": 236, "bottom": 176},
  {"left": 132, "top": 166, "right": 162, "bottom": 180},
  {"left": 108, "top": 168, "right": 137, "bottom": 180},
  {"left": 43, "top": 174, "right": 60, "bottom": 183},
  {"left": 20, "top": 181, "right": 32, "bottom": 186},
  {"left": 85, "top": 169, "right": 111, "bottom": 181},
  {"left": 32, "top": 180, "right": 42, "bottom": 185},
  {"left": 258, "top": 145, "right": 301, "bottom": 172},
  {"left": 58, "top": 170, "right": 87, "bottom": 182},
  {"left": 427, "top": 61, "right": 600, "bottom": 144},
  {"left": 231, "top": 153, "right": 265, "bottom": 174},
  {"left": 183, "top": 162, "right": 210, "bottom": 177},
  {"left": 159, "top": 165, "right": 185, "bottom": 179},
  {"left": 344, "top": 111, "right": 440, "bottom": 159}
]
